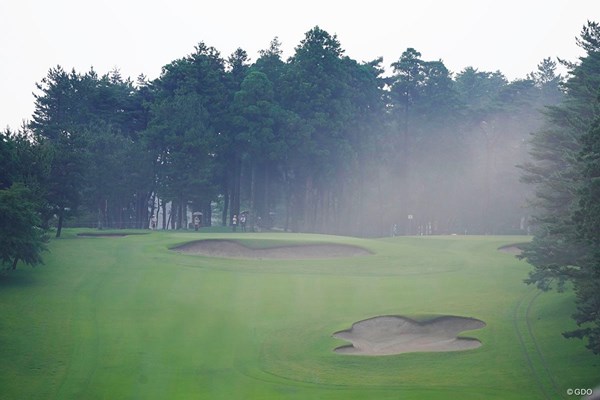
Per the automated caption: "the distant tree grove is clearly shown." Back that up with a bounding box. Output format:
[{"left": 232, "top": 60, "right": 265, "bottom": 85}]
[
  {"left": 2, "top": 27, "right": 565, "bottom": 237},
  {"left": 2, "top": 22, "right": 599, "bottom": 353}
]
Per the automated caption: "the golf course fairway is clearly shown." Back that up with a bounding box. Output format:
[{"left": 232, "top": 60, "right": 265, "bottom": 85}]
[{"left": 0, "top": 230, "right": 598, "bottom": 399}]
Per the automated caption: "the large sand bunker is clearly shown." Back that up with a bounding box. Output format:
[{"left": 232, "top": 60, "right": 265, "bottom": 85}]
[
  {"left": 333, "top": 315, "right": 486, "bottom": 356},
  {"left": 78, "top": 232, "right": 128, "bottom": 237},
  {"left": 77, "top": 232, "right": 148, "bottom": 238},
  {"left": 173, "top": 239, "right": 372, "bottom": 259}
]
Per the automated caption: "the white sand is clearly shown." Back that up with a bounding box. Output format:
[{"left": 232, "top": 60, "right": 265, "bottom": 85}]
[{"left": 333, "top": 315, "right": 485, "bottom": 356}]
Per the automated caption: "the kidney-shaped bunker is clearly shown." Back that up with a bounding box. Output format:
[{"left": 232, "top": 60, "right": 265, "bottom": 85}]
[{"left": 172, "top": 239, "right": 372, "bottom": 259}]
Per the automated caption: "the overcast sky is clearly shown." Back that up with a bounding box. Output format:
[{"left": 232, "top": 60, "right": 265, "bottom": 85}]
[{"left": 1, "top": 0, "right": 598, "bottom": 130}]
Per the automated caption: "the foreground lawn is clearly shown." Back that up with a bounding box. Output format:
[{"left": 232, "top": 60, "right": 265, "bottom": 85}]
[{"left": 0, "top": 230, "right": 597, "bottom": 399}]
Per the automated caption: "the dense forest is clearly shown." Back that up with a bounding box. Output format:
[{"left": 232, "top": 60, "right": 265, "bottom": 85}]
[
  {"left": 1, "top": 26, "right": 564, "bottom": 238},
  {"left": 1, "top": 22, "right": 599, "bottom": 353}
]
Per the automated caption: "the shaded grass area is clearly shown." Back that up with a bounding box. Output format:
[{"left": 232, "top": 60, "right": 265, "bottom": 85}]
[{"left": 0, "top": 230, "right": 598, "bottom": 399}]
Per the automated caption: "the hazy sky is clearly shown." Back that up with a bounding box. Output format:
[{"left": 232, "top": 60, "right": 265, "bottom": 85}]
[{"left": 1, "top": 0, "right": 598, "bottom": 130}]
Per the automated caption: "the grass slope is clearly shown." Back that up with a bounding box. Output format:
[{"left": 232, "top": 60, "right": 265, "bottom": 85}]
[{"left": 0, "top": 230, "right": 598, "bottom": 399}]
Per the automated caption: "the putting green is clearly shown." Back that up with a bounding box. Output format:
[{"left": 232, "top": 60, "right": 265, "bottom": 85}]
[{"left": 0, "top": 230, "right": 598, "bottom": 399}]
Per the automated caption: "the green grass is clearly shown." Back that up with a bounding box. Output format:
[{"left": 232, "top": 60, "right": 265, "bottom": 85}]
[{"left": 0, "top": 230, "right": 598, "bottom": 399}]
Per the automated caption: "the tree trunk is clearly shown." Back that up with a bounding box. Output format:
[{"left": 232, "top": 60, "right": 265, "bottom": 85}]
[
  {"left": 97, "top": 199, "right": 104, "bottom": 230},
  {"left": 204, "top": 200, "right": 212, "bottom": 227},
  {"left": 180, "top": 198, "right": 186, "bottom": 230},
  {"left": 233, "top": 157, "right": 242, "bottom": 220},
  {"left": 104, "top": 199, "right": 109, "bottom": 229},
  {"left": 284, "top": 168, "right": 290, "bottom": 232},
  {"left": 166, "top": 203, "right": 173, "bottom": 230},
  {"left": 353, "top": 162, "right": 364, "bottom": 236},
  {"left": 161, "top": 200, "right": 167, "bottom": 230},
  {"left": 170, "top": 200, "right": 177, "bottom": 230},
  {"left": 177, "top": 198, "right": 182, "bottom": 229},
  {"left": 304, "top": 175, "right": 313, "bottom": 232},
  {"left": 137, "top": 192, "right": 149, "bottom": 229},
  {"left": 264, "top": 162, "right": 270, "bottom": 226},
  {"left": 148, "top": 192, "right": 156, "bottom": 229},
  {"left": 11, "top": 257, "right": 19, "bottom": 270},
  {"left": 56, "top": 208, "right": 64, "bottom": 238},
  {"left": 376, "top": 169, "right": 385, "bottom": 236},
  {"left": 118, "top": 205, "right": 124, "bottom": 229},
  {"left": 250, "top": 161, "right": 256, "bottom": 216}
]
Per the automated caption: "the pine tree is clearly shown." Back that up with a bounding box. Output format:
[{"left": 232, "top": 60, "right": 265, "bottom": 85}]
[
  {"left": 0, "top": 184, "right": 48, "bottom": 271},
  {"left": 520, "top": 21, "right": 600, "bottom": 354}
]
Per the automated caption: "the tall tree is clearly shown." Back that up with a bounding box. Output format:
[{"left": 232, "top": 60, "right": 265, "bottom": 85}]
[
  {"left": 528, "top": 57, "right": 564, "bottom": 105},
  {"left": 0, "top": 127, "right": 50, "bottom": 271},
  {"left": 0, "top": 184, "right": 48, "bottom": 271},
  {"left": 29, "top": 66, "right": 152, "bottom": 234},
  {"left": 520, "top": 20, "right": 600, "bottom": 354},
  {"left": 29, "top": 67, "right": 87, "bottom": 237},
  {"left": 253, "top": 37, "right": 304, "bottom": 230},
  {"left": 231, "top": 70, "right": 278, "bottom": 220},
  {"left": 280, "top": 26, "right": 360, "bottom": 231},
  {"left": 567, "top": 113, "right": 600, "bottom": 353},
  {"left": 222, "top": 47, "right": 252, "bottom": 225},
  {"left": 389, "top": 50, "right": 466, "bottom": 234},
  {"left": 146, "top": 44, "right": 227, "bottom": 228},
  {"left": 145, "top": 92, "right": 217, "bottom": 229},
  {"left": 454, "top": 67, "right": 507, "bottom": 117}
]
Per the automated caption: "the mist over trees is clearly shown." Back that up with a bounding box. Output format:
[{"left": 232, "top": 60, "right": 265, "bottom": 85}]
[{"left": 5, "top": 26, "right": 565, "bottom": 238}]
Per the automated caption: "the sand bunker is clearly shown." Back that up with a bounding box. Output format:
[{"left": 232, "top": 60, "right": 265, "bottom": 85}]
[
  {"left": 77, "top": 232, "right": 148, "bottom": 238},
  {"left": 498, "top": 244, "right": 525, "bottom": 255},
  {"left": 77, "top": 233, "right": 128, "bottom": 237},
  {"left": 333, "top": 315, "right": 486, "bottom": 356},
  {"left": 172, "top": 239, "right": 371, "bottom": 259}
]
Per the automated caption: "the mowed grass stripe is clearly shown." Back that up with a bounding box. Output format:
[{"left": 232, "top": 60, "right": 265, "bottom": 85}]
[
  {"left": 513, "top": 288, "right": 553, "bottom": 399},
  {"left": 0, "top": 230, "right": 598, "bottom": 399}
]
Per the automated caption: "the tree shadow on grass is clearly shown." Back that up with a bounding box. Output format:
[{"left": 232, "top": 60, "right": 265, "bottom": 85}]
[{"left": 0, "top": 271, "right": 38, "bottom": 288}]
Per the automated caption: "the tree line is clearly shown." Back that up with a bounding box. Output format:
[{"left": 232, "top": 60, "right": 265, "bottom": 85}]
[{"left": 2, "top": 26, "right": 564, "bottom": 239}]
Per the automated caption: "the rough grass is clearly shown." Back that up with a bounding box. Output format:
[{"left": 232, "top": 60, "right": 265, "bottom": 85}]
[{"left": 0, "top": 230, "right": 598, "bottom": 399}]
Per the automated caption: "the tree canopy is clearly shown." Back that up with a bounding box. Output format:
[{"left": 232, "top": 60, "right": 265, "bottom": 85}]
[
  {"left": 520, "top": 20, "right": 600, "bottom": 354},
  {"left": 9, "top": 26, "right": 570, "bottom": 237}
]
